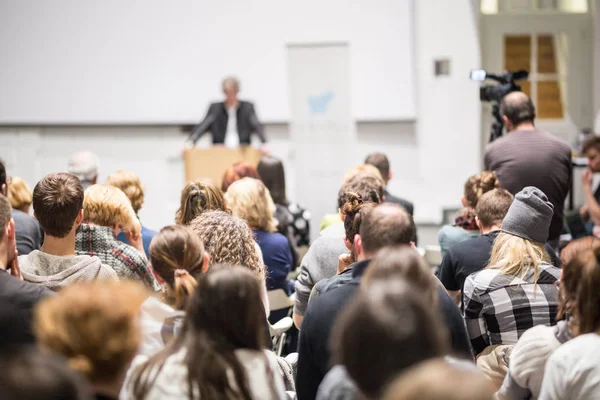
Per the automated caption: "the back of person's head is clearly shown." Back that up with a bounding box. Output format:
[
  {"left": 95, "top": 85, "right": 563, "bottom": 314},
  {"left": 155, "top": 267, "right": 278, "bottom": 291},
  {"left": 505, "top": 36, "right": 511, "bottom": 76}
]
[
  {"left": 342, "top": 164, "right": 383, "bottom": 184},
  {"left": 0, "top": 348, "right": 92, "bottom": 400},
  {"left": 106, "top": 170, "right": 145, "bottom": 215},
  {"left": 364, "top": 152, "right": 391, "bottom": 183},
  {"left": 7, "top": 177, "right": 33, "bottom": 213},
  {"left": 257, "top": 155, "right": 287, "bottom": 205},
  {"left": 337, "top": 173, "right": 384, "bottom": 210},
  {"left": 221, "top": 161, "right": 261, "bottom": 192},
  {"left": 150, "top": 225, "right": 208, "bottom": 310},
  {"left": 83, "top": 184, "right": 141, "bottom": 234},
  {"left": 68, "top": 151, "right": 99, "bottom": 187},
  {"left": 175, "top": 180, "right": 227, "bottom": 226},
  {"left": 582, "top": 135, "right": 600, "bottom": 155},
  {"left": 331, "top": 279, "right": 448, "bottom": 398},
  {"left": 383, "top": 359, "right": 494, "bottom": 400},
  {"left": 35, "top": 281, "right": 147, "bottom": 387},
  {"left": 560, "top": 236, "right": 600, "bottom": 265},
  {"left": 561, "top": 245, "right": 600, "bottom": 335},
  {"left": 359, "top": 203, "right": 414, "bottom": 256},
  {"left": 475, "top": 188, "right": 513, "bottom": 229},
  {"left": 189, "top": 210, "right": 265, "bottom": 280},
  {"left": 363, "top": 245, "right": 437, "bottom": 305},
  {"left": 132, "top": 266, "right": 272, "bottom": 400},
  {"left": 341, "top": 193, "right": 377, "bottom": 257},
  {"left": 500, "top": 92, "right": 536, "bottom": 126},
  {"left": 224, "top": 177, "right": 276, "bottom": 232},
  {"left": 463, "top": 171, "right": 499, "bottom": 209},
  {"left": 0, "top": 159, "right": 7, "bottom": 195},
  {"left": 0, "top": 188, "right": 13, "bottom": 240},
  {"left": 33, "top": 173, "right": 84, "bottom": 238}
]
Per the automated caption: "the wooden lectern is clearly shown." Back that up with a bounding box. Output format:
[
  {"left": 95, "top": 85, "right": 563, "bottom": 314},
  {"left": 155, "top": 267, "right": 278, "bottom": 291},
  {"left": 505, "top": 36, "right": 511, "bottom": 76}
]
[{"left": 183, "top": 146, "right": 263, "bottom": 188}]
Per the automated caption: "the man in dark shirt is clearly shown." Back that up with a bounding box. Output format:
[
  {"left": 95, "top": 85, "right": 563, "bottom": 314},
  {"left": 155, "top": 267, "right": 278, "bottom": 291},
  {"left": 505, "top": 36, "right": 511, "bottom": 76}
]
[{"left": 484, "top": 92, "right": 572, "bottom": 248}]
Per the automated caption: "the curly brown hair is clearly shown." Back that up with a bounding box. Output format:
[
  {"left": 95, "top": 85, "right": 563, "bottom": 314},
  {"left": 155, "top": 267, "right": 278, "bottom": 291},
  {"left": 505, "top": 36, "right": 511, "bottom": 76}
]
[
  {"left": 189, "top": 210, "right": 265, "bottom": 280},
  {"left": 463, "top": 171, "right": 500, "bottom": 208},
  {"left": 106, "top": 170, "right": 145, "bottom": 214},
  {"left": 175, "top": 180, "right": 227, "bottom": 226}
]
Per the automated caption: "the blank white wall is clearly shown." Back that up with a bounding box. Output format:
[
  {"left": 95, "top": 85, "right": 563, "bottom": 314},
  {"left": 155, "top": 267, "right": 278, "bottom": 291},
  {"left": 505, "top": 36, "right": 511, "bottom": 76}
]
[{"left": 0, "top": 0, "right": 415, "bottom": 123}]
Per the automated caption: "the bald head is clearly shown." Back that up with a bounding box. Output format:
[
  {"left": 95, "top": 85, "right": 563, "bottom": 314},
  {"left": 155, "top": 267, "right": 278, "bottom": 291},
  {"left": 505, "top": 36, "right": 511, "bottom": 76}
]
[
  {"left": 500, "top": 92, "right": 536, "bottom": 129},
  {"left": 359, "top": 203, "right": 414, "bottom": 255}
]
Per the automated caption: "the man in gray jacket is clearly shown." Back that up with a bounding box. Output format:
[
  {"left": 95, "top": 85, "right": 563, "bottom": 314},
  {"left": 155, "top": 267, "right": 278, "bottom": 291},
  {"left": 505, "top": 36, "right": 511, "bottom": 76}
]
[{"left": 19, "top": 173, "right": 116, "bottom": 291}]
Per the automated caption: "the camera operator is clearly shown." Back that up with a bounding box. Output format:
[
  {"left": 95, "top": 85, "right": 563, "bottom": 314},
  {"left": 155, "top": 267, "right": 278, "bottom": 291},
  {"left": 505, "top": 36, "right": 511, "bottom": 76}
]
[{"left": 484, "top": 92, "right": 572, "bottom": 250}]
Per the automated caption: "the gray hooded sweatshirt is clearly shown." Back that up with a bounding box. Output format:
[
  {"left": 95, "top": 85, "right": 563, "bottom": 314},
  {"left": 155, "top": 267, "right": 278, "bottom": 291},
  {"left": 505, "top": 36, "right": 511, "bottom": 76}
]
[{"left": 19, "top": 250, "right": 118, "bottom": 291}]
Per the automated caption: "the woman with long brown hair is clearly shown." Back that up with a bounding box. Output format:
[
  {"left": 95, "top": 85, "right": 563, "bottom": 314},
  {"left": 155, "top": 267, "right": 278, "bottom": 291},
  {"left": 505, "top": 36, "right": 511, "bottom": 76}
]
[
  {"left": 129, "top": 266, "right": 286, "bottom": 400},
  {"left": 137, "top": 225, "right": 209, "bottom": 358}
]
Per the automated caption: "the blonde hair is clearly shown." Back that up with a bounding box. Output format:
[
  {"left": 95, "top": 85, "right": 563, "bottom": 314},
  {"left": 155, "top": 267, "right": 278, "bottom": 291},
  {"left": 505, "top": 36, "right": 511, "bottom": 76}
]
[
  {"left": 150, "top": 225, "right": 206, "bottom": 310},
  {"left": 34, "top": 281, "right": 147, "bottom": 384},
  {"left": 487, "top": 232, "right": 549, "bottom": 282},
  {"left": 224, "top": 177, "right": 276, "bottom": 232},
  {"left": 175, "top": 180, "right": 227, "bottom": 225},
  {"left": 106, "top": 170, "right": 145, "bottom": 214},
  {"left": 342, "top": 164, "right": 383, "bottom": 184},
  {"left": 464, "top": 171, "right": 500, "bottom": 208},
  {"left": 189, "top": 210, "right": 266, "bottom": 280},
  {"left": 383, "top": 358, "right": 494, "bottom": 400},
  {"left": 83, "top": 184, "right": 141, "bottom": 235},
  {"left": 7, "top": 176, "right": 33, "bottom": 212}
]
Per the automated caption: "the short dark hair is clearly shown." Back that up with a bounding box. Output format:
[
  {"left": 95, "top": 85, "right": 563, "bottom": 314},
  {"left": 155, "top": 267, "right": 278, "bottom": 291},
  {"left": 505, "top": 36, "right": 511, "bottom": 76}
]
[
  {"left": 475, "top": 188, "right": 514, "bottom": 228},
  {"left": 500, "top": 92, "right": 536, "bottom": 126},
  {"left": 331, "top": 280, "right": 447, "bottom": 398},
  {"left": 582, "top": 135, "right": 600, "bottom": 154},
  {"left": 337, "top": 173, "right": 384, "bottom": 209},
  {"left": 364, "top": 152, "right": 390, "bottom": 181},
  {"left": 33, "top": 173, "right": 84, "bottom": 238},
  {"left": 360, "top": 203, "right": 414, "bottom": 254},
  {"left": 0, "top": 160, "right": 6, "bottom": 189},
  {"left": 0, "top": 195, "right": 12, "bottom": 240},
  {"left": 0, "top": 348, "right": 91, "bottom": 400}
]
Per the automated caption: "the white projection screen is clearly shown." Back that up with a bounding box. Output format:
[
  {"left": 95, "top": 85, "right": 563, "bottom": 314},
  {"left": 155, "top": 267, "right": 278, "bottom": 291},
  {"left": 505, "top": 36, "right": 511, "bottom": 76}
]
[{"left": 0, "top": 0, "right": 415, "bottom": 124}]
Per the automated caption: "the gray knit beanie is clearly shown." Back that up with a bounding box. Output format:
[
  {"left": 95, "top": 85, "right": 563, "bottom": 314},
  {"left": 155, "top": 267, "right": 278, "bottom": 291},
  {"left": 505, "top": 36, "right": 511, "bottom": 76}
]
[{"left": 501, "top": 186, "right": 554, "bottom": 243}]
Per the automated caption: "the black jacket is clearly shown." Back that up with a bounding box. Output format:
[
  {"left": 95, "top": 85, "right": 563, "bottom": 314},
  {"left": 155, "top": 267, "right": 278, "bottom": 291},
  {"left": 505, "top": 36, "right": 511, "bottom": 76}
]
[
  {"left": 0, "top": 269, "right": 52, "bottom": 349},
  {"left": 188, "top": 101, "right": 267, "bottom": 145},
  {"left": 384, "top": 189, "right": 414, "bottom": 216}
]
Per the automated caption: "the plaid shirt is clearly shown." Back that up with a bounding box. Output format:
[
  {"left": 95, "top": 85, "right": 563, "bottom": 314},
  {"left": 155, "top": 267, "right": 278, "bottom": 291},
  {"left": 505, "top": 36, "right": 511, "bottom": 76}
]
[
  {"left": 463, "top": 262, "right": 560, "bottom": 355},
  {"left": 76, "top": 224, "right": 160, "bottom": 291}
]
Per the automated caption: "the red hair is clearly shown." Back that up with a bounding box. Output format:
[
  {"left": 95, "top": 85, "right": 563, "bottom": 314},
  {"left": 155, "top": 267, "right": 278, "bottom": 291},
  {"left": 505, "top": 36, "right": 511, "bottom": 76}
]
[{"left": 221, "top": 162, "right": 261, "bottom": 192}]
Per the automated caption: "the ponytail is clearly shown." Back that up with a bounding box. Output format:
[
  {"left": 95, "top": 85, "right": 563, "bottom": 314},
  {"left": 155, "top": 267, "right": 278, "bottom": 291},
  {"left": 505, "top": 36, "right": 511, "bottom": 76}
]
[{"left": 173, "top": 269, "right": 198, "bottom": 310}]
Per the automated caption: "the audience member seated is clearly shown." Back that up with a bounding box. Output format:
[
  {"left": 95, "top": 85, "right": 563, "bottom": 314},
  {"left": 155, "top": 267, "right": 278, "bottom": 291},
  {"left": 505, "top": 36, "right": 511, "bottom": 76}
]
[
  {"left": 538, "top": 245, "right": 600, "bottom": 400},
  {"left": 0, "top": 194, "right": 52, "bottom": 349},
  {"left": 485, "top": 92, "right": 571, "bottom": 249},
  {"left": 322, "top": 279, "right": 446, "bottom": 400},
  {"left": 320, "top": 164, "right": 383, "bottom": 231},
  {"left": 129, "top": 266, "right": 286, "bottom": 400},
  {"left": 68, "top": 151, "right": 99, "bottom": 190},
  {"left": 438, "top": 171, "right": 500, "bottom": 257},
  {"left": 174, "top": 180, "right": 227, "bottom": 226},
  {"left": 383, "top": 359, "right": 494, "bottom": 400},
  {"left": 226, "top": 178, "right": 292, "bottom": 292},
  {"left": 293, "top": 172, "right": 384, "bottom": 328},
  {"left": 463, "top": 187, "right": 560, "bottom": 360},
  {"left": 106, "top": 170, "right": 156, "bottom": 257},
  {"left": 580, "top": 136, "right": 600, "bottom": 229},
  {"left": 258, "top": 154, "right": 311, "bottom": 264},
  {"left": 137, "top": 225, "right": 209, "bottom": 359},
  {"left": 496, "top": 236, "right": 599, "bottom": 400},
  {"left": 35, "top": 281, "right": 147, "bottom": 400},
  {"left": 365, "top": 152, "right": 414, "bottom": 215},
  {"left": 0, "top": 348, "right": 92, "bottom": 400},
  {"left": 221, "top": 161, "right": 261, "bottom": 192},
  {"left": 317, "top": 245, "right": 473, "bottom": 399},
  {"left": 7, "top": 176, "right": 33, "bottom": 214},
  {"left": 310, "top": 193, "right": 377, "bottom": 300},
  {"left": 189, "top": 210, "right": 269, "bottom": 315},
  {"left": 296, "top": 203, "right": 414, "bottom": 400},
  {"left": 1, "top": 161, "right": 43, "bottom": 255},
  {"left": 20, "top": 173, "right": 117, "bottom": 290},
  {"left": 438, "top": 188, "right": 513, "bottom": 304},
  {"left": 75, "top": 184, "right": 159, "bottom": 290}
]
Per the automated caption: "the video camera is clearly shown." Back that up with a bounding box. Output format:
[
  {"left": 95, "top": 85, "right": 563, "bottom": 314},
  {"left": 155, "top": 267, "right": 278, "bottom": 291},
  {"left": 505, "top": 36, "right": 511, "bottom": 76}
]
[{"left": 470, "top": 69, "right": 529, "bottom": 142}]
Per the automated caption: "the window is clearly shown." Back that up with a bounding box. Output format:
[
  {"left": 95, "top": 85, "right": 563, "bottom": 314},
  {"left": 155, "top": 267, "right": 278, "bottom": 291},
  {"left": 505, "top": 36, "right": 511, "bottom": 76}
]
[
  {"left": 504, "top": 33, "right": 567, "bottom": 119},
  {"left": 481, "top": 0, "right": 588, "bottom": 14}
]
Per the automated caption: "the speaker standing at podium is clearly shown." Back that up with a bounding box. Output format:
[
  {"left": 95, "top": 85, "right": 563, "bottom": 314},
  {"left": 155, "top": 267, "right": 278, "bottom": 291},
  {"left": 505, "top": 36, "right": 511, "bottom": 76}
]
[{"left": 185, "top": 76, "right": 267, "bottom": 150}]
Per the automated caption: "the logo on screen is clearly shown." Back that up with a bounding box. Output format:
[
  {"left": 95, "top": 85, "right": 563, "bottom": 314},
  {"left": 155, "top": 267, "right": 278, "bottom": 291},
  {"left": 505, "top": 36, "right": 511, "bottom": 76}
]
[{"left": 308, "top": 91, "right": 334, "bottom": 114}]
